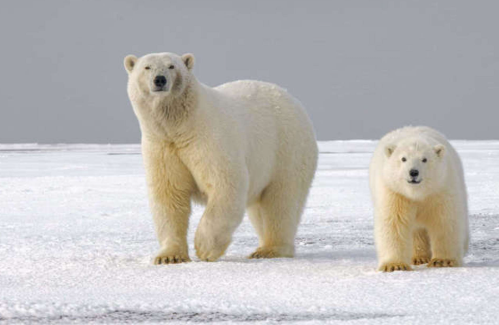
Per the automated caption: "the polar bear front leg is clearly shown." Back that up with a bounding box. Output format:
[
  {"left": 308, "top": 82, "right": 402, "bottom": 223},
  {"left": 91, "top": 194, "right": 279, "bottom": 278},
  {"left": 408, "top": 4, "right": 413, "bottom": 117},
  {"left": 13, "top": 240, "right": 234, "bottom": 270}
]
[
  {"left": 194, "top": 183, "right": 248, "bottom": 262},
  {"left": 375, "top": 192, "right": 416, "bottom": 272},
  {"left": 424, "top": 197, "right": 464, "bottom": 267},
  {"left": 149, "top": 190, "right": 192, "bottom": 265},
  {"left": 143, "top": 141, "right": 195, "bottom": 265},
  {"left": 412, "top": 228, "right": 432, "bottom": 265}
]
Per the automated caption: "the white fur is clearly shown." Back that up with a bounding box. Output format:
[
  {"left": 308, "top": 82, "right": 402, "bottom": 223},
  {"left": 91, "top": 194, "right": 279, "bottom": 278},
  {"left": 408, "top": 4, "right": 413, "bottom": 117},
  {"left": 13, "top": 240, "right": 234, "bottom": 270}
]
[
  {"left": 124, "top": 52, "right": 318, "bottom": 263},
  {"left": 369, "top": 126, "right": 469, "bottom": 271}
]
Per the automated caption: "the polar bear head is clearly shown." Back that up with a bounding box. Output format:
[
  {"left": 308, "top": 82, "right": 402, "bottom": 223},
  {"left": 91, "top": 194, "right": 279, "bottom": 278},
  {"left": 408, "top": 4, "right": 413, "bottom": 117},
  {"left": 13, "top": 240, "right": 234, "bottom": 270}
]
[
  {"left": 382, "top": 139, "right": 447, "bottom": 200},
  {"left": 124, "top": 52, "right": 195, "bottom": 99}
]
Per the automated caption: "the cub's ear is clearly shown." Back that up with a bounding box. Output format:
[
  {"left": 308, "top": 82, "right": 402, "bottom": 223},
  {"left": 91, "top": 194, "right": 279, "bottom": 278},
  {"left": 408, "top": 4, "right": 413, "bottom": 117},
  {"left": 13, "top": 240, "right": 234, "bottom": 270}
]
[
  {"left": 384, "top": 145, "right": 396, "bottom": 157},
  {"left": 181, "top": 53, "right": 195, "bottom": 70},
  {"left": 434, "top": 144, "right": 445, "bottom": 158},
  {"left": 124, "top": 55, "right": 138, "bottom": 74}
]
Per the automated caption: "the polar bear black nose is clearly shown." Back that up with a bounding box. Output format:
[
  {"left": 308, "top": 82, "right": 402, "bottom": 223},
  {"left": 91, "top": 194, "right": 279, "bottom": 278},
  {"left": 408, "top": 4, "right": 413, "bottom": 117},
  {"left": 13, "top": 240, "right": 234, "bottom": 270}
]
[
  {"left": 410, "top": 169, "right": 419, "bottom": 178},
  {"left": 154, "top": 75, "right": 167, "bottom": 87}
]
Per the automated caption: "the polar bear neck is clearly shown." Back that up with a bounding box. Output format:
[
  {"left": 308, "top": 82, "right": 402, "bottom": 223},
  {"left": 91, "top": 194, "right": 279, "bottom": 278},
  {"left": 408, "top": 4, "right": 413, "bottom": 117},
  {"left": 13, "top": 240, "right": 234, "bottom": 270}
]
[
  {"left": 138, "top": 77, "right": 199, "bottom": 142},
  {"left": 155, "top": 78, "right": 198, "bottom": 122}
]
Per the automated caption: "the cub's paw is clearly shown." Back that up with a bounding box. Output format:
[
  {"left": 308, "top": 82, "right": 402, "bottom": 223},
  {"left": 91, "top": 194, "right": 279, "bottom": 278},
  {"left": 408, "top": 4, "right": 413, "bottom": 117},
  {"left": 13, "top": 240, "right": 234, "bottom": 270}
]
[
  {"left": 379, "top": 262, "right": 412, "bottom": 272},
  {"left": 427, "top": 258, "right": 457, "bottom": 267},
  {"left": 248, "top": 246, "right": 294, "bottom": 259},
  {"left": 412, "top": 256, "right": 431, "bottom": 265},
  {"left": 153, "top": 248, "right": 190, "bottom": 265}
]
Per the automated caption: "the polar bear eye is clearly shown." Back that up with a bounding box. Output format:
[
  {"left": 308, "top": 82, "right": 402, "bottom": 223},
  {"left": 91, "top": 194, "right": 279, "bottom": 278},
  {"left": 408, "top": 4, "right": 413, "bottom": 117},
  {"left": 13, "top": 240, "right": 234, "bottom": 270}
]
[
  {"left": 168, "top": 65, "right": 175, "bottom": 69},
  {"left": 144, "top": 66, "right": 151, "bottom": 70},
  {"left": 401, "top": 157, "right": 407, "bottom": 162},
  {"left": 422, "top": 158, "right": 427, "bottom": 163}
]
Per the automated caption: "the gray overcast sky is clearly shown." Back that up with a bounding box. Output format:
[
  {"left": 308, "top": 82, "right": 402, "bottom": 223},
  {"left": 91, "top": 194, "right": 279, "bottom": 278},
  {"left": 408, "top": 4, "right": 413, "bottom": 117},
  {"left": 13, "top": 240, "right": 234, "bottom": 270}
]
[{"left": 1, "top": 0, "right": 498, "bottom": 143}]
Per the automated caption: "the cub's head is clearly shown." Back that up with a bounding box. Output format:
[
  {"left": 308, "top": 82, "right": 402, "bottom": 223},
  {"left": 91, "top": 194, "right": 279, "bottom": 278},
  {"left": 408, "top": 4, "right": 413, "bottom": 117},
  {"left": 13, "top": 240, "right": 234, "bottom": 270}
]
[
  {"left": 382, "top": 139, "right": 447, "bottom": 200},
  {"left": 124, "top": 52, "right": 195, "bottom": 99}
]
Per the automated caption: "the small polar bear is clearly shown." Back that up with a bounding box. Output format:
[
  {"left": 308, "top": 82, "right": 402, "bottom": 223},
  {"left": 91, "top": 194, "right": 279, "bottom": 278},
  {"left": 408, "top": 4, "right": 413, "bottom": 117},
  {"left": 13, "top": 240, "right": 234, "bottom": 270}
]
[
  {"left": 124, "top": 52, "right": 318, "bottom": 264},
  {"left": 369, "top": 126, "right": 469, "bottom": 272}
]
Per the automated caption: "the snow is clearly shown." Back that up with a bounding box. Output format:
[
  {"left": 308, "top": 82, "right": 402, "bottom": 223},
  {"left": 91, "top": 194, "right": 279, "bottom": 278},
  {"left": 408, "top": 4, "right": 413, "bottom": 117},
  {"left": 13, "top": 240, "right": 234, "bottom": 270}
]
[{"left": 1, "top": 141, "right": 498, "bottom": 324}]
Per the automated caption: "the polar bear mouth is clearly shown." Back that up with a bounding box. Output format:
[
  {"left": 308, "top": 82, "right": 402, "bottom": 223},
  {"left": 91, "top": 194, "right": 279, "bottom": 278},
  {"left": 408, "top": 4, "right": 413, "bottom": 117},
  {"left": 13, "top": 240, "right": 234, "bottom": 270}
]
[
  {"left": 407, "top": 179, "right": 422, "bottom": 184},
  {"left": 152, "top": 87, "right": 167, "bottom": 92}
]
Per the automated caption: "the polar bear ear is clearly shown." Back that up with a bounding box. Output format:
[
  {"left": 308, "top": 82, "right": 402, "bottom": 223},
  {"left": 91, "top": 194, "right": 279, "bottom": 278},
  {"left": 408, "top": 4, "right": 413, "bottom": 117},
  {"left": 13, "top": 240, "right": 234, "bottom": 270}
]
[
  {"left": 434, "top": 144, "right": 445, "bottom": 158},
  {"left": 181, "top": 53, "right": 195, "bottom": 70},
  {"left": 384, "top": 145, "right": 396, "bottom": 158},
  {"left": 124, "top": 55, "right": 138, "bottom": 74}
]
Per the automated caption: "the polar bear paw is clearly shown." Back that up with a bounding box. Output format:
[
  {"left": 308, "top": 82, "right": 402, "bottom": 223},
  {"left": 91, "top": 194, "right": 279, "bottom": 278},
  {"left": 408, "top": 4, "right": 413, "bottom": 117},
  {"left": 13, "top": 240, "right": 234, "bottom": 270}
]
[
  {"left": 427, "top": 258, "right": 457, "bottom": 267},
  {"left": 248, "top": 246, "right": 294, "bottom": 259},
  {"left": 194, "top": 232, "right": 231, "bottom": 262},
  {"left": 379, "top": 262, "right": 412, "bottom": 272},
  {"left": 195, "top": 241, "right": 228, "bottom": 262},
  {"left": 153, "top": 248, "right": 190, "bottom": 265},
  {"left": 412, "top": 256, "right": 431, "bottom": 265}
]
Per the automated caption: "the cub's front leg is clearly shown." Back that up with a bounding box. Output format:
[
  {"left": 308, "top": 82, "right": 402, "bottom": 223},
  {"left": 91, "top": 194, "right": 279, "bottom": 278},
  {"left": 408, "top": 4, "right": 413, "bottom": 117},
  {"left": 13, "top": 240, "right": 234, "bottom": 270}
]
[
  {"left": 143, "top": 140, "right": 195, "bottom": 264},
  {"left": 375, "top": 191, "right": 416, "bottom": 272}
]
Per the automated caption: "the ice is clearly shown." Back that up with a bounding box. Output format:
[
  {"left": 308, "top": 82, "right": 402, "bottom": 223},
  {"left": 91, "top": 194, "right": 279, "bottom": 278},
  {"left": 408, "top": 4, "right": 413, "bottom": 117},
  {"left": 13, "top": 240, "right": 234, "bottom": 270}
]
[{"left": 0, "top": 142, "right": 498, "bottom": 324}]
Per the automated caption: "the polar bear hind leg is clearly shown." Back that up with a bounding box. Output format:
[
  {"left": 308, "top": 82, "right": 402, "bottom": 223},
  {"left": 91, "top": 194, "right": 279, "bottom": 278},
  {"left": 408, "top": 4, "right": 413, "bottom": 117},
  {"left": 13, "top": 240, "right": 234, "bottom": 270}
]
[
  {"left": 248, "top": 178, "right": 309, "bottom": 259},
  {"left": 247, "top": 204, "right": 265, "bottom": 248}
]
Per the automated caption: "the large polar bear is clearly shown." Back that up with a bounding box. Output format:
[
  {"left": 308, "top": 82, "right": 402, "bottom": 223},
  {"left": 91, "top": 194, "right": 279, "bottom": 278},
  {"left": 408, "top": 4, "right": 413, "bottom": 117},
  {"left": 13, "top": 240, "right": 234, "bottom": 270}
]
[
  {"left": 369, "top": 126, "right": 469, "bottom": 272},
  {"left": 124, "top": 52, "right": 318, "bottom": 264}
]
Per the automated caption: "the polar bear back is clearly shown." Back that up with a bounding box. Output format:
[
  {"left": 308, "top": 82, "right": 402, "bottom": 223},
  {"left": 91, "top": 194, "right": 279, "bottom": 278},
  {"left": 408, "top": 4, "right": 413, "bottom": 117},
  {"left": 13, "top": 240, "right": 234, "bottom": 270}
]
[
  {"left": 214, "top": 79, "right": 317, "bottom": 157},
  {"left": 214, "top": 80, "right": 313, "bottom": 133},
  {"left": 195, "top": 79, "right": 318, "bottom": 204}
]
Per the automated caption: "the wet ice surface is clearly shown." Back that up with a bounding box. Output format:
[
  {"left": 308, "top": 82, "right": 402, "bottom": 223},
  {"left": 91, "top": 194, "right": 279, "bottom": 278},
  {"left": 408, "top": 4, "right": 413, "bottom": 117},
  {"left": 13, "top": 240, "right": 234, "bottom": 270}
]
[{"left": 0, "top": 142, "right": 498, "bottom": 324}]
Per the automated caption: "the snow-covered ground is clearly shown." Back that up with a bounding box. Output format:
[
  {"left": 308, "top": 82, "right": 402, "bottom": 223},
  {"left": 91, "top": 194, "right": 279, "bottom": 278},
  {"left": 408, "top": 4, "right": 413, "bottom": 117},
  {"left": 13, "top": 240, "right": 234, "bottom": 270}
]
[{"left": 0, "top": 141, "right": 498, "bottom": 324}]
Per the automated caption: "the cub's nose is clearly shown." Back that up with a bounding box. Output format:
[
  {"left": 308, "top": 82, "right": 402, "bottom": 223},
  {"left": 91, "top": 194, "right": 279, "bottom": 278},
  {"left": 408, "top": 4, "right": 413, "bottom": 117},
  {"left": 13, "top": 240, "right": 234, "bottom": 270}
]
[
  {"left": 409, "top": 169, "right": 419, "bottom": 178},
  {"left": 154, "top": 75, "right": 167, "bottom": 87}
]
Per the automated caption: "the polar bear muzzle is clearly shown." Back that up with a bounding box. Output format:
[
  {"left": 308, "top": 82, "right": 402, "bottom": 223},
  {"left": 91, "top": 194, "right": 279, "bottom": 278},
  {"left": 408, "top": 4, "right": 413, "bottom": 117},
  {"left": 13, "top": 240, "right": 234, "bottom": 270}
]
[
  {"left": 408, "top": 169, "right": 422, "bottom": 184},
  {"left": 153, "top": 75, "right": 167, "bottom": 92}
]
